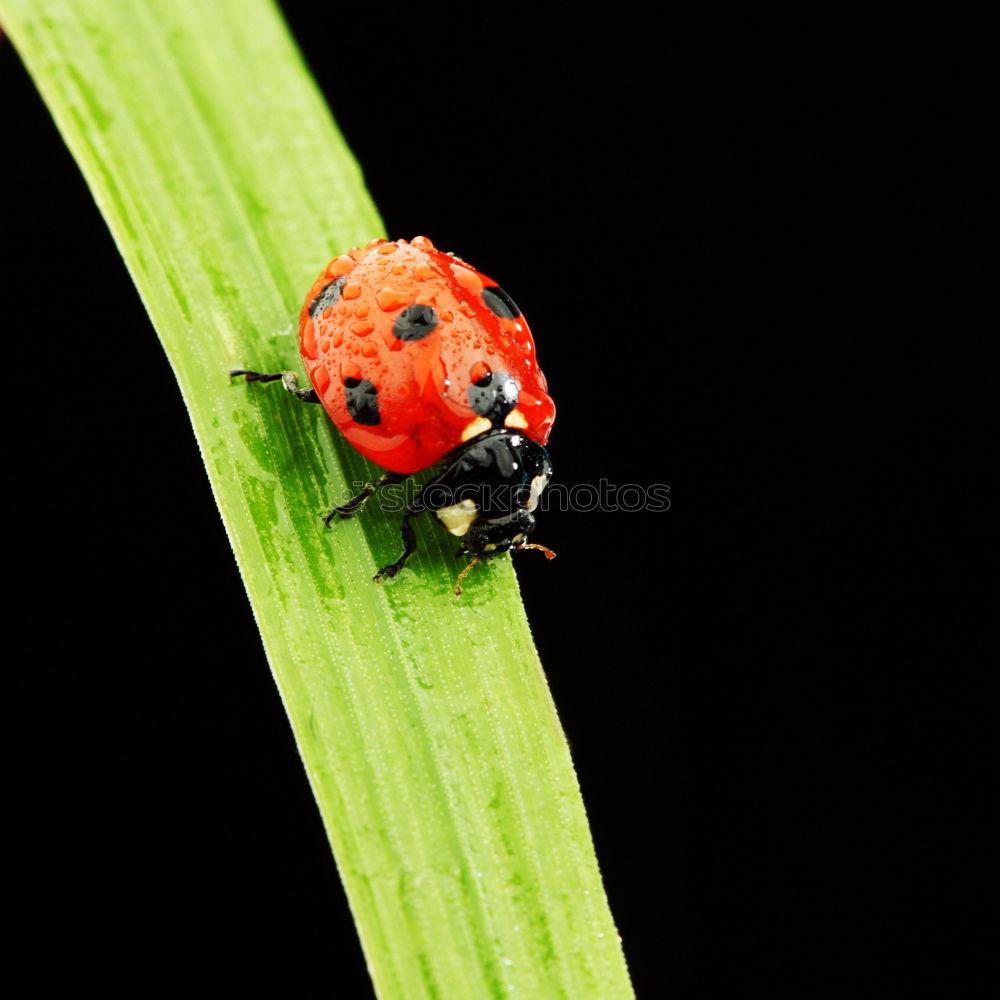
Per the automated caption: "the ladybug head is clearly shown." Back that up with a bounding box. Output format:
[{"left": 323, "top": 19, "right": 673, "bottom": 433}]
[
  {"left": 424, "top": 429, "right": 556, "bottom": 592},
  {"left": 458, "top": 507, "right": 538, "bottom": 558},
  {"left": 452, "top": 508, "right": 557, "bottom": 594}
]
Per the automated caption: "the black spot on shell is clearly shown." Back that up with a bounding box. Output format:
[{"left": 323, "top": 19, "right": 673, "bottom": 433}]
[
  {"left": 482, "top": 285, "right": 521, "bottom": 319},
  {"left": 344, "top": 377, "right": 380, "bottom": 425},
  {"left": 392, "top": 303, "right": 439, "bottom": 342},
  {"left": 309, "top": 276, "right": 347, "bottom": 318},
  {"left": 468, "top": 371, "right": 519, "bottom": 424}
]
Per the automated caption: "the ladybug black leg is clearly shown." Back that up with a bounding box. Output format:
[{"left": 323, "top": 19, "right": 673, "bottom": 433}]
[
  {"left": 325, "top": 471, "right": 405, "bottom": 524},
  {"left": 374, "top": 496, "right": 424, "bottom": 583},
  {"left": 229, "top": 369, "right": 319, "bottom": 404}
]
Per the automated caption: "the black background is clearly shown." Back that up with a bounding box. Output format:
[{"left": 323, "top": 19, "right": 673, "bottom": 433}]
[{"left": 9, "top": 5, "right": 992, "bottom": 996}]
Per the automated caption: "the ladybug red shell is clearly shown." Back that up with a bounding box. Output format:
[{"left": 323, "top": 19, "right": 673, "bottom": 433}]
[
  {"left": 298, "top": 235, "right": 555, "bottom": 474},
  {"left": 232, "top": 236, "right": 556, "bottom": 592}
]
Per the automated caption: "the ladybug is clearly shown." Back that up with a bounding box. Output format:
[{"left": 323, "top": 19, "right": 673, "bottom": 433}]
[{"left": 232, "top": 236, "right": 555, "bottom": 593}]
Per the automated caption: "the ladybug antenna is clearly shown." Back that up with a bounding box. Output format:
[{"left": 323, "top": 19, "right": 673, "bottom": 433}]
[
  {"left": 518, "top": 542, "right": 557, "bottom": 561},
  {"left": 454, "top": 556, "right": 481, "bottom": 596}
]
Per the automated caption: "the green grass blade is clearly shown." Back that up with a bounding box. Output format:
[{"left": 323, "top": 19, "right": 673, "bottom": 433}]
[{"left": 3, "top": 1, "right": 633, "bottom": 995}]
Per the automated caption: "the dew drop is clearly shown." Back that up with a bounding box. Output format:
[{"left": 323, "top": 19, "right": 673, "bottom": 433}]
[
  {"left": 376, "top": 288, "right": 409, "bottom": 311},
  {"left": 326, "top": 254, "right": 355, "bottom": 278}
]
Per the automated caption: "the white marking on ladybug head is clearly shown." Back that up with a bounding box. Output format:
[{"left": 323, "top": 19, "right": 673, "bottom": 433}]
[
  {"left": 461, "top": 416, "right": 492, "bottom": 442},
  {"left": 527, "top": 473, "right": 549, "bottom": 512},
  {"left": 435, "top": 498, "right": 479, "bottom": 537},
  {"left": 504, "top": 408, "right": 529, "bottom": 430}
]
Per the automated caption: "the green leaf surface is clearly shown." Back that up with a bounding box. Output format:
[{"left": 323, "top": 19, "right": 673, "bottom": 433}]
[{"left": 3, "top": 1, "right": 633, "bottom": 996}]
